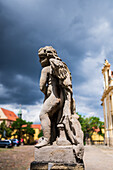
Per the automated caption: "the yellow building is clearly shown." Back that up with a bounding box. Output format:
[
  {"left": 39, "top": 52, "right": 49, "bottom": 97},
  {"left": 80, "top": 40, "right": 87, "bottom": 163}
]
[
  {"left": 101, "top": 60, "right": 113, "bottom": 146},
  {"left": 0, "top": 123, "right": 41, "bottom": 144},
  {"left": 31, "top": 124, "right": 41, "bottom": 141},
  {"left": 91, "top": 128, "right": 104, "bottom": 145},
  {"left": 22, "top": 124, "right": 41, "bottom": 144}
]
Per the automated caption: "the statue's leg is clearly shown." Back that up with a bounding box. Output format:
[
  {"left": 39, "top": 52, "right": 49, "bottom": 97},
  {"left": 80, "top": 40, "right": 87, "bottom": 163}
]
[
  {"left": 63, "top": 90, "right": 75, "bottom": 144},
  {"left": 40, "top": 113, "right": 51, "bottom": 140},
  {"left": 63, "top": 116, "right": 75, "bottom": 144},
  {"left": 35, "top": 93, "right": 60, "bottom": 148}
]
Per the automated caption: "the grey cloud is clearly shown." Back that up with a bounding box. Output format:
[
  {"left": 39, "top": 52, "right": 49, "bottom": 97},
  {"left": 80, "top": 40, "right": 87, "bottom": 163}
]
[{"left": 1, "top": 0, "right": 113, "bottom": 120}]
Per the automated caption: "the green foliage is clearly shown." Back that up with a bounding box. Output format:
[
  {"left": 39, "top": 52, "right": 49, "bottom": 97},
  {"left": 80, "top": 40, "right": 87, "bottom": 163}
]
[
  {"left": 11, "top": 118, "right": 27, "bottom": 142},
  {"left": 0, "top": 120, "right": 12, "bottom": 139},
  {"left": 11, "top": 118, "right": 35, "bottom": 144},
  {"left": 77, "top": 113, "right": 104, "bottom": 143},
  {"left": 38, "top": 129, "right": 43, "bottom": 138},
  {"left": 23, "top": 122, "right": 35, "bottom": 144},
  {"left": 23, "top": 122, "right": 35, "bottom": 137}
]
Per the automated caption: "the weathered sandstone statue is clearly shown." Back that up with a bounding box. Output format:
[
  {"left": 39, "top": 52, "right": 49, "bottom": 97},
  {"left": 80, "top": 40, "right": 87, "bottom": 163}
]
[{"left": 32, "top": 46, "right": 84, "bottom": 170}]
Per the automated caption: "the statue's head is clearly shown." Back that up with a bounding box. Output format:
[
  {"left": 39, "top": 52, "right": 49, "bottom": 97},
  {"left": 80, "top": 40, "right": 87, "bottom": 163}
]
[{"left": 38, "top": 46, "right": 61, "bottom": 67}]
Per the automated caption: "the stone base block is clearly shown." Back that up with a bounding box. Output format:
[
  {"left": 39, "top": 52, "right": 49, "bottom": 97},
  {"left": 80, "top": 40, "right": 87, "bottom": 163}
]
[
  {"left": 30, "top": 161, "right": 84, "bottom": 170},
  {"left": 31, "top": 145, "right": 84, "bottom": 170},
  {"left": 35, "top": 145, "right": 76, "bottom": 164}
]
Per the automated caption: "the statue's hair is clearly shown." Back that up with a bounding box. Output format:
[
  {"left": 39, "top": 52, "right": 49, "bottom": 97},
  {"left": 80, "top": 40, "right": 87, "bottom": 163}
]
[{"left": 38, "top": 46, "right": 62, "bottom": 61}]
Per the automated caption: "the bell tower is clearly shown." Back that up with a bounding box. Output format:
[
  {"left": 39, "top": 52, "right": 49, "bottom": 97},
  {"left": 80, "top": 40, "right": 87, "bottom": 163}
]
[
  {"left": 18, "top": 104, "right": 22, "bottom": 119},
  {"left": 102, "top": 59, "right": 111, "bottom": 90}
]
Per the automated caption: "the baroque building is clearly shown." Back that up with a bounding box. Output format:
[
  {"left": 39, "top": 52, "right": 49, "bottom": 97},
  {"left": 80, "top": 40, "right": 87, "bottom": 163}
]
[{"left": 101, "top": 60, "right": 113, "bottom": 146}]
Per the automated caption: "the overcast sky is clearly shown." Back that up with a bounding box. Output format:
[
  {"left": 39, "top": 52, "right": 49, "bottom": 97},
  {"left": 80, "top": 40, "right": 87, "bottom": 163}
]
[{"left": 1, "top": 0, "right": 113, "bottom": 123}]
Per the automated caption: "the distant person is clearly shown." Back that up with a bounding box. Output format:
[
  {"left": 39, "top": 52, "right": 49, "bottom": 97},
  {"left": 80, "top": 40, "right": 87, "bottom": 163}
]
[{"left": 21, "top": 138, "right": 24, "bottom": 145}]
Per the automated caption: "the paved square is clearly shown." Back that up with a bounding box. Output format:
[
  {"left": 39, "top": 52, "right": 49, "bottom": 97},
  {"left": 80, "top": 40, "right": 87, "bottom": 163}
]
[{"left": 84, "top": 145, "right": 113, "bottom": 170}]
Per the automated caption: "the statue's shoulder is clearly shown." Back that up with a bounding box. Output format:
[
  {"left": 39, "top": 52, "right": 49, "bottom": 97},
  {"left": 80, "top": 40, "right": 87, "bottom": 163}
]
[
  {"left": 41, "top": 66, "right": 51, "bottom": 73},
  {"left": 50, "top": 58, "right": 68, "bottom": 79}
]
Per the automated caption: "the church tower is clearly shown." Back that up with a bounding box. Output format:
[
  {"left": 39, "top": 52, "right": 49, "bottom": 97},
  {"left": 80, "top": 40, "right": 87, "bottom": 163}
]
[
  {"left": 101, "top": 60, "right": 113, "bottom": 146},
  {"left": 18, "top": 105, "right": 22, "bottom": 119}
]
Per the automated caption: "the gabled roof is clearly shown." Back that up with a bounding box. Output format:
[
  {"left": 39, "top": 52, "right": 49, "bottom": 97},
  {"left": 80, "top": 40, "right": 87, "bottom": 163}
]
[{"left": 1, "top": 108, "right": 18, "bottom": 121}]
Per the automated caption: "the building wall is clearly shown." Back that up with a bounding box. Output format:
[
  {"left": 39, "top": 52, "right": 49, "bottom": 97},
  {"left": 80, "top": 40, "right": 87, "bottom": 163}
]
[
  {"left": 33, "top": 128, "right": 40, "bottom": 141},
  {"left": 0, "top": 119, "right": 13, "bottom": 127},
  {"left": 0, "top": 127, "right": 41, "bottom": 144},
  {"left": 22, "top": 128, "right": 40, "bottom": 144},
  {"left": 0, "top": 108, "right": 7, "bottom": 123},
  {"left": 0, "top": 120, "right": 3, "bottom": 124},
  {"left": 91, "top": 129, "right": 104, "bottom": 145},
  {"left": 101, "top": 60, "right": 113, "bottom": 146},
  {"left": 0, "top": 128, "right": 40, "bottom": 144},
  {"left": 103, "top": 93, "right": 113, "bottom": 146}
]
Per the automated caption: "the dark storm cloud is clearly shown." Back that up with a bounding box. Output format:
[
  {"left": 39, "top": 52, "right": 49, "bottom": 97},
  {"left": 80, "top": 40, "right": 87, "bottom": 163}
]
[
  {"left": 0, "top": 73, "right": 43, "bottom": 104},
  {"left": 0, "top": 0, "right": 86, "bottom": 105},
  {"left": 1, "top": 0, "right": 113, "bottom": 120}
]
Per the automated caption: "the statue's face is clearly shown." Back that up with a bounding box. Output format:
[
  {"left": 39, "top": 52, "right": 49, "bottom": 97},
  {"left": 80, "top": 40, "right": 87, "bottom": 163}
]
[
  {"left": 38, "top": 48, "right": 49, "bottom": 67},
  {"left": 38, "top": 46, "right": 58, "bottom": 67},
  {"left": 39, "top": 55, "right": 49, "bottom": 67}
]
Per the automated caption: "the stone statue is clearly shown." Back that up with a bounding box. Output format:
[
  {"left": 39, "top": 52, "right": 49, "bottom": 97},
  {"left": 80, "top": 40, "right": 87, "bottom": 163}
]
[
  {"left": 31, "top": 46, "right": 85, "bottom": 170},
  {"left": 35, "top": 46, "right": 84, "bottom": 163}
]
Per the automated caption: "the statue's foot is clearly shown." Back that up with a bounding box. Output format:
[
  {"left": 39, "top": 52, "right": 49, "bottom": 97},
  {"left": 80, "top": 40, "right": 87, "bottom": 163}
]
[{"left": 35, "top": 138, "right": 49, "bottom": 148}]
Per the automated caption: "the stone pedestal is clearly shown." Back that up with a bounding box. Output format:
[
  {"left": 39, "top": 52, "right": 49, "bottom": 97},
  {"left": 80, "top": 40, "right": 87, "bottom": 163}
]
[
  {"left": 30, "top": 145, "right": 84, "bottom": 170},
  {"left": 30, "top": 161, "right": 84, "bottom": 170}
]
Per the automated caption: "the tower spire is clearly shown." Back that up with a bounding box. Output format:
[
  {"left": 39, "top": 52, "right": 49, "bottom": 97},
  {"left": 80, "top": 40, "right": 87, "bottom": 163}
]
[{"left": 18, "top": 104, "right": 22, "bottom": 119}]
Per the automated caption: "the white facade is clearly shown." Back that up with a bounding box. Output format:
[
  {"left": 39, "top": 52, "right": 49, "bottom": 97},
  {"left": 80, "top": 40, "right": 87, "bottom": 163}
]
[{"left": 101, "top": 60, "right": 113, "bottom": 146}]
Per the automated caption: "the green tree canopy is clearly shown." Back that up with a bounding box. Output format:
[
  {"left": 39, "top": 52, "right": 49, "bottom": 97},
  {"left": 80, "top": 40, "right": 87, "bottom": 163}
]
[
  {"left": 0, "top": 120, "right": 12, "bottom": 139},
  {"left": 77, "top": 113, "right": 104, "bottom": 144},
  {"left": 11, "top": 118, "right": 27, "bottom": 142},
  {"left": 11, "top": 118, "right": 35, "bottom": 144},
  {"left": 23, "top": 122, "right": 35, "bottom": 144},
  {"left": 38, "top": 129, "right": 43, "bottom": 138}
]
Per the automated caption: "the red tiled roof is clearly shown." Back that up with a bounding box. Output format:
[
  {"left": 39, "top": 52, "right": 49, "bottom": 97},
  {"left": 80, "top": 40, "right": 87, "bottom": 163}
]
[
  {"left": 31, "top": 124, "right": 41, "bottom": 130},
  {"left": 22, "top": 125, "right": 27, "bottom": 128},
  {"left": 22, "top": 124, "right": 41, "bottom": 130},
  {"left": 1, "top": 108, "right": 18, "bottom": 121},
  {"left": 94, "top": 128, "right": 100, "bottom": 132},
  {"left": 92, "top": 127, "right": 100, "bottom": 132}
]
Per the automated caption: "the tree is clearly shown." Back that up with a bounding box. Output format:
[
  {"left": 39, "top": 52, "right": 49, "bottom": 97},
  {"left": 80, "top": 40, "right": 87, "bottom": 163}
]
[
  {"left": 23, "top": 122, "right": 35, "bottom": 144},
  {"left": 38, "top": 129, "right": 43, "bottom": 138},
  {"left": 11, "top": 118, "right": 35, "bottom": 144},
  {"left": 77, "top": 113, "right": 104, "bottom": 144},
  {"left": 11, "top": 118, "right": 27, "bottom": 143},
  {"left": 0, "top": 120, "right": 12, "bottom": 139}
]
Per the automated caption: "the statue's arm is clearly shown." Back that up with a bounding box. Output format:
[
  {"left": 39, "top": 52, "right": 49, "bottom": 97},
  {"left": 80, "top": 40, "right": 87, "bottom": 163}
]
[{"left": 40, "top": 66, "right": 50, "bottom": 94}]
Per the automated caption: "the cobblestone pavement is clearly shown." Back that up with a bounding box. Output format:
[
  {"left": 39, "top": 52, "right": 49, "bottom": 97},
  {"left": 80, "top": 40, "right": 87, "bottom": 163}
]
[
  {"left": 0, "top": 145, "right": 113, "bottom": 170},
  {"left": 84, "top": 145, "right": 113, "bottom": 170},
  {"left": 0, "top": 145, "right": 34, "bottom": 170}
]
